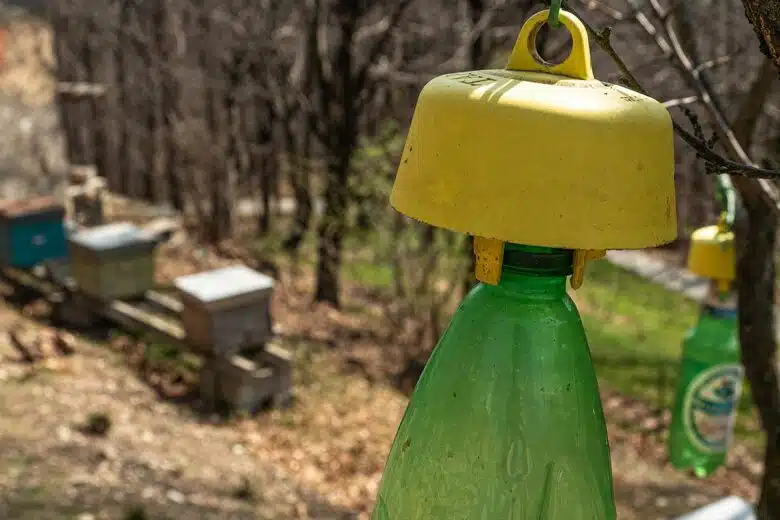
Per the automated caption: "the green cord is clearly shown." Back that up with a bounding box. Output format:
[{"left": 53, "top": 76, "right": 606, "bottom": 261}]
[
  {"left": 715, "top": 173, "right": 736, "bottom": 230},
  {"left": 548, "top": 0, "right": 563, "bottom": 27}
]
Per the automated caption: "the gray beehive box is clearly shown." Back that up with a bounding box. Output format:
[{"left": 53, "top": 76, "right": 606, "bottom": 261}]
[
  {"left": 69, "top": 222, "right": 157, "bottom": 301},
  {"left": 174, "top": 265, "right": 274, "bottom": 355},
  {"left": 200, "top": 355, "right": 277, "bottom": 414}
]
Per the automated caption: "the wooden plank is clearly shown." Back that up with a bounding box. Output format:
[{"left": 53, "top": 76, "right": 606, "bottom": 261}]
[
  {"left": 258, "top": 341, "right": 294, "bottom": 408},
  {"left": 144, "top": 289, "right": 183, "bottom": 314},
  {"left": 1, "top": 263, "right": 293, "bottom": 409},
  {"left": 3, "top": 263, "right": 187, "bottom": 348},
  {"left": 57, "top": 82, "right": 108, "bottom": 98},
  {"left": 105, "top": 299, "right": 186, "bottom": 343},
  {"left": 42, "top": 259, "right": 77, "bottom": 289},
  {"left": 264, "top": 340, "right": 294, "bottom": 366},
  {"left": 2, "top": 266, "right": 60, "bottom": 295}
]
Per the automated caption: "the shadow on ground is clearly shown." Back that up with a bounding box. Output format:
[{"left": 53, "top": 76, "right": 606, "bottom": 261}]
[
  {"left": 0, "top": 435, "right": 353, "bottom": 520},
  {"left": 614, "top": 477, "right": 725, "bottom": 520}
]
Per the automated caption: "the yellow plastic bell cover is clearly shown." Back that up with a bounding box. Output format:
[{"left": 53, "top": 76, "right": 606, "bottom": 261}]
[
  {"left": 687, "top": 224, "right": 735, "bottom": 287},
  {"left": 390, "top": 9, "right": 677, "bottom": 286}
]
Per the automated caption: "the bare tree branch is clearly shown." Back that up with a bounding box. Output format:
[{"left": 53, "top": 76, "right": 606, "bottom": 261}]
[
  {"left": 570, "top": 2, "right": 780, "bottom": 200},
  {"left": 354, "top": 0, "right": 416, "bottom": 94}
]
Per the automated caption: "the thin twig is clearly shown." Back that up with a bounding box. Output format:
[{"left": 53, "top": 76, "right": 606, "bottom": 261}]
[
  {"left": 662, "top": 95, "right": 698, "bottom": 108},
  {"left": 693, "top": 53, "right": 738, "bottom": 74}
]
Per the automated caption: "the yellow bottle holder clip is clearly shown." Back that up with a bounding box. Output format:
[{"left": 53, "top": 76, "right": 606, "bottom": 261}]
[
  {"left": 715, "top": 278, "right": 732, "bottom": 295},
  {"left": 571, "top": 249, "right": 606, "bottom": 290},
  {"left": 474, "top": 236, "right": 504, "bottom": 286},
  {"left": 473, "top": 236, "right": 604, "bottom": 289}
]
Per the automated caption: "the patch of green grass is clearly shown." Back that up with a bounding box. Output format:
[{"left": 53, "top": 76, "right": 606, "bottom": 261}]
[
  {"left": 337, "top": 231, "right": 763, "bottom": 444},
  {"left": 144, "top": 341, "right": 180, "bottom": 363},
  {"left": 141, "top": 334, "right": 201, "bottom": 374},
  {"left": 578, "top": 259, "right": 762, "bottom": 445},
  {"left": 344, "top": 260, "right": 393, "bottom": 288},
  {"left": 576, "top": 259, "right": 697, "bottom": 401},
  {"left": 18, "top": 485, "right": 45, "bottom": 500}
]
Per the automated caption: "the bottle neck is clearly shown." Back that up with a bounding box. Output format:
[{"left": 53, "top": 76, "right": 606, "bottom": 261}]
[
  {"left": 702, "top": 306, "right": 738, "bottom": 320},
  {"left": 494, "top": 244, "right": 573, "bottom": 296},
  {"left": 704, "top": 280, "right": 737, "bottom": 317}
]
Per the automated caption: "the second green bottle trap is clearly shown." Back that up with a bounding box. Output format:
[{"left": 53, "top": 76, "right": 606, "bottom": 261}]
[
  {"left": 372, "top": 9, "right": 677, "bottom": 520},
  {"left": 668, "top": 224, "right": 744, "bottom": 477}
]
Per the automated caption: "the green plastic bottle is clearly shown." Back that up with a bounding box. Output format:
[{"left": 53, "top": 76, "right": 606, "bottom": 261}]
[
  {"left": 373, "top": 244, "right": 616, "bottom": 519},
  {"left": 668, "top": 285, "right": 743, "bottom": 477}
]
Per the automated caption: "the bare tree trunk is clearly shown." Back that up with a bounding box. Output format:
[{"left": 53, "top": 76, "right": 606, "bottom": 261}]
[
  {"left": 116, "top": 0, "right": 133, "bottom": 195},
  {"left": 741, "top": 1, "right": 780, "bottom": 71},
  {"left": 51, "top": 7, "right": 78, "bottom": 165},
  {"left": 315, "top": 152, "right": 351, "bottom": 306},
  {"left": 281, "top": 4, "right": 317, "bottom": 252},
  {"left": 199, "top": 6, "right": 230, "bottom": 243},
  {"left": 257, "top": 101, "right": 275, "bottom": 234},
  {"left": 138, "top": 2, "right": 157, "bottom": 202},
  {"left": 85, "top": 5, "right": 121, "bottom": 188},
  {"left": 85, "top": 15, "right": 107, "bottom": 177},
  {"left": 730, "top": 3, "right": 780, "bottom": 515},
  {"left": 157, "top": 2, "right": 184, "bottom": 211},
  {"left": 732, "top": 61, "right": 780, "bottom": 520},
  {"left": 277, "top": 94, "right": 313, "bottom": 251},
  {"left": 75, "top": 14, "right": 95, "bottom": 166},
  {"left": 52, "top": 6, "right": 92, "bottom": 167},
  {"left": 283, "top": 142, "right": 313, "bottom": 251},
  {"left": 734, "top": 191, "right": 780, "bottom": 519},
  {"left": 466, "top": 0, "right": 488, "bottom": 68},
  {"left": 391, "top": 209, "right": 406, "bottom": 297},
  {"left": 314, "top": 1, "right": 360, "bottom": 307}
]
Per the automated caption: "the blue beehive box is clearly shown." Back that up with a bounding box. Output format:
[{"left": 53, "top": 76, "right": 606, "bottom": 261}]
[{"left": 0, "top": 196, "right": 68, "bottom": 268}]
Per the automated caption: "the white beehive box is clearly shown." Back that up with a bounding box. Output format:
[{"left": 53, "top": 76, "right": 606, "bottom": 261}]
[
  {"left": 676, "top": 497, "right": 754, "bottom": 520},
  {"left": 175, "top": 265, "right": 274, "bottom": 356}
]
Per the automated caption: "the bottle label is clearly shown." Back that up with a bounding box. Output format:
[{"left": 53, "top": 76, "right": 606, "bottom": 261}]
[{"left": 683, "top": 363, "right": 743, "bottom": 454}]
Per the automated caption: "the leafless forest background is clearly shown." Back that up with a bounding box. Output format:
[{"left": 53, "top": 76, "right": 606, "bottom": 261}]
[{"left": 47, "top": 0, "right": 780, "bottom": 303}]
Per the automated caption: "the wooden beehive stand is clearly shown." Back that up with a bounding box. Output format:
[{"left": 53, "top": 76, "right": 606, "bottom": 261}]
[{"left": 0, "top": 176, "right": 293, "bottom": 415}]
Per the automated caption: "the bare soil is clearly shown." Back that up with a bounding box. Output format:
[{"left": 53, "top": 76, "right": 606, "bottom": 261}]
[{"left": 0, "top": 324, "right": 351, "bottom": 520}]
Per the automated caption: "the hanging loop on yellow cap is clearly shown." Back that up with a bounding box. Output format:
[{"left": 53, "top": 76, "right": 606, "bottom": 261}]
[{"left": 506, "top": 9, "right": 594, "bottom": 80}]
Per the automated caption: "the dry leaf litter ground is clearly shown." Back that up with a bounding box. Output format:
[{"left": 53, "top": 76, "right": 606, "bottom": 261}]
[{"left": 0, "top": 10, "right": 765, "bottom": 520}]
